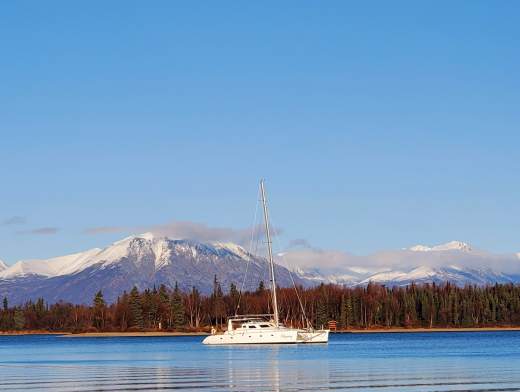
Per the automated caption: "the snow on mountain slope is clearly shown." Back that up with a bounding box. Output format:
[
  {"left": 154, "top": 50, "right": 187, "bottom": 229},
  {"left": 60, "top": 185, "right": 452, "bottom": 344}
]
[
  {"left": 1, "top": 236, "right": 519, "bottom": 304},
  {"left": 46, "top": 248, "right": 103, "bottom": 275},
  {"left": 295, "top": 240, "right": 520, "bottom": 287},
  {"left": 295, "top": 266, "right": 373, "bottom": 286},
  {"left": 0, "top": 248, "right": 103, "bottom": 279},
  {"left": 212, "top": 242, "right": 253, "bottom": 261},
  {"left": 360, "top": 265, "right": 515, "bottom": 286},
  {"left": 409, "top": 241, "right": 472, "bottom": 252},
  {"left": 0, "top": 232, "right": 306, "bottom": 304},
  {"left": 0, "top": 259, "right": 7, "bottom": 271},
  {"left": 0, "top": 259, "right": 58, "bottom": 278}
]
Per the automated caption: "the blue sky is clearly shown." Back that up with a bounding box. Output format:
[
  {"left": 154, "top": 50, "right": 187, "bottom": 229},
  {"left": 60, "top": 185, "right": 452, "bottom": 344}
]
[{"left": 1, "top": 1, "right": 519, "bottom": 263}]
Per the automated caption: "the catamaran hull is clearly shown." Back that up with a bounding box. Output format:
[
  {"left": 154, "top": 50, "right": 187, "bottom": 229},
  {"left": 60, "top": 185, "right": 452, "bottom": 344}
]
[
  {"left": 202, "top": 329, "right": 329, "bottom": 345},
  {"left": 203, "top": 329, "right": 299, "bottom": 345},
  {"left": 297, "top": 330, "right": 329, "bottom": 343}
]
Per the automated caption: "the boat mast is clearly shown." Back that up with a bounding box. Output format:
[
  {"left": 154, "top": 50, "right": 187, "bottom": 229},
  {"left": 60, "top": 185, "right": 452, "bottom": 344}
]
[{"left": 260, "top": 179, "right": 279, "bottom": 328}]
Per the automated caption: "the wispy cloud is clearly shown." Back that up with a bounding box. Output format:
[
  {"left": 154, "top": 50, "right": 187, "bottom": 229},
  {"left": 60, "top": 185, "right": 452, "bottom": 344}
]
[
  {"left": 147, "top": 221, "right": 264, "bottom": 246},
  {"left": 2, "top": 216, "right": 26, "bottom": 226},
  {"left": 17, "top": 227, "right": 59, "bottom": 235},
  {"left": 287, "top": 238, "right": 313, "bottom": 249},
  {"left": 278, "top": 240, "right": 520, "bottom": 274},
  {"left": 279, "top": 247, "right": 362, "bottom": 270},
  {"left": 84, "top": 220, "right": 281, "bottom": 247}
]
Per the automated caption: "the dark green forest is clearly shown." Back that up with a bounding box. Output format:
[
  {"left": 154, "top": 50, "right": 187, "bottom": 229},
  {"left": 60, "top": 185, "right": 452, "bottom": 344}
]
[{"left": 1, "top": 279, "right": 520, "bottom": 332}]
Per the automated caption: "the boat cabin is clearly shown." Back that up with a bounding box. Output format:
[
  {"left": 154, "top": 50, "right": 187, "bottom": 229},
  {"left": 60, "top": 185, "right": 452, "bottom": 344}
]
[{"left": 226, "top": 315, "right": 280, "bottom": 332}]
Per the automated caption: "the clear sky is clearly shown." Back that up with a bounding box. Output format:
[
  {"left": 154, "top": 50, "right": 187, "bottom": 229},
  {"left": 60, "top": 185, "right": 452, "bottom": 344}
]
[{"left": 1, "top": 1, "right": 519, "bottom": 264}]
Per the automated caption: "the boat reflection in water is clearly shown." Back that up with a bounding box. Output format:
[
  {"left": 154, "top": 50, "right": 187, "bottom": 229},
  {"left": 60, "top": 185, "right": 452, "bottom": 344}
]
[{"left": 223, "top": 345, "right": 330, "bottom": 392}]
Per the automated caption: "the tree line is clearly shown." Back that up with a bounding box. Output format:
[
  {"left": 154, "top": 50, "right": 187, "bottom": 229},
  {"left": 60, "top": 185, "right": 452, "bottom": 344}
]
[{"left": 1, "top": 278, "right": 520, "bottom": 332}]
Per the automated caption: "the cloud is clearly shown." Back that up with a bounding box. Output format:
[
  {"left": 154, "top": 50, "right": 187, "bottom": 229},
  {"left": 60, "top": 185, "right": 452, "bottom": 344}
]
[
  {"left": 287, "top": 238, "right": 313, "bottom": 249},
  {"left": 278, "top": 243, "right": 520, "bottom": 274},
  {"left": 147, "top": 221, "right": 257, "bottom": 245},
  {"left": 84, "top": 220, "right": 281, "bottom": 247},
  {"left": 82, "top": 221, "right": 520, "bottom": 274},
  {"left": 278, "top": 247, "right": 362, "bottom": 270},
  {"left": 2, "top": 216, "right": 26, "bottom": 226},
  {"left": 17, "top": 227, "right": 59, "bottom": 235}
]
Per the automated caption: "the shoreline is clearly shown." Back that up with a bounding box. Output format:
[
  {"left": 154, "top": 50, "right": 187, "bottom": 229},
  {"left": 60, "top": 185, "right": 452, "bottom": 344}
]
[
  {"left": 337, "top": 327, "right": 520, "bottom": 334},
  {"left": 2, "top": 327, "right": 520, "bottom": 337},
  {"left": 61, "top": 331, "right": 209, "bottom": 337}
]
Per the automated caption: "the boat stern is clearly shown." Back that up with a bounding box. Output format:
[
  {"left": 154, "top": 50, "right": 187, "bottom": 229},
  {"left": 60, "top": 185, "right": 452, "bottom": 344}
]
[{"left": 297, "top": 329, "right": 329, "bottom": 343}]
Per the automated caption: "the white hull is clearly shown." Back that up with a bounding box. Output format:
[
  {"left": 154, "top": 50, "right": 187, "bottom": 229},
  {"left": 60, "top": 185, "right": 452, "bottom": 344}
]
[
  {"left": 203, "top": 327, "right": 329, "bottom": 345},
  {"left": 297, "top": 329, "right": 329, "bottom": 343}
]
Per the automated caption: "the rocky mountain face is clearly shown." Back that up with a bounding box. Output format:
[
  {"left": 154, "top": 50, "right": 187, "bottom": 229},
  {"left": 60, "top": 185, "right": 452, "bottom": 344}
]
[{"left": 0, "top": 233, "right": 308, "bottom": 305}]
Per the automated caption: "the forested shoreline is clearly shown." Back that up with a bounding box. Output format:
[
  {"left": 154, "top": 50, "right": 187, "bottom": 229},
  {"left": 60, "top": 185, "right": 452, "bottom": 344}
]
[{"left": 1, "top": 278, "right": 520, "bottom": 333}]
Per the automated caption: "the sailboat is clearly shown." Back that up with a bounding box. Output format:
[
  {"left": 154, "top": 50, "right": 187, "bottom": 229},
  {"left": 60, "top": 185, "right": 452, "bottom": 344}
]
[{"left": 202, "top": 180, "right": 329, "bottom": 345}]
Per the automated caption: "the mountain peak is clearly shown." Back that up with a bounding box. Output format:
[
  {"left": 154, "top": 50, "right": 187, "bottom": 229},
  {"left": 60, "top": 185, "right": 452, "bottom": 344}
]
[
  {"left": 112, "top": 232, "right": 157, "bottom": 246},
  {"left": 136, "top": 232, "right": 156, "bottom": 241},
  {"left": 212, "top": 242, "right": 252, "bottom": 259},
  {"left": 409, "top": 241, "right": 472, "bottom": 252},
  {"left": 0, "top": 259, "right": 7, "bottom": 271}
]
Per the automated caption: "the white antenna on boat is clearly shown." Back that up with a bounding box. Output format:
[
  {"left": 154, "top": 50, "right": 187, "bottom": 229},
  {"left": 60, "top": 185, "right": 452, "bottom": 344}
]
[{"left": 260, "top": 179, "right": 279, "bottom": 328}]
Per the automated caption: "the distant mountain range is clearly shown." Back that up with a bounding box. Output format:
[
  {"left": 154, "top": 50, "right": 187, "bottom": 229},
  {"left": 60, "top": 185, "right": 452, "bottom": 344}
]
[
  {"left": 1, "top": 235, "right": 519, "bottom": 305},
  {"left": 295, "top": 241, "right": 520, "bottom": 287}
]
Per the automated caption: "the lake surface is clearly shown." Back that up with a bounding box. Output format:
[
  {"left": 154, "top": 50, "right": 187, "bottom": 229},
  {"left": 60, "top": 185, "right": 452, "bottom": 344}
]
[{"left": 1, "top": 332, "right": 520, "bottom": 391}]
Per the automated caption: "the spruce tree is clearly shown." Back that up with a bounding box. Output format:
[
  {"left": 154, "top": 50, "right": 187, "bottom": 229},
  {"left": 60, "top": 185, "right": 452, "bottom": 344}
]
[
  {"left": 171, "top": 282, "right": 185, "bottom": 329},
  {"left": 13, "top": 308, "right": 25, "bottom": 330},
  {"left": 129, "top": 286, "right": 144, "bottom": 329},
  {"left": 339, "top": 294, "right": 353, "bottom": 329},
  {"left": 230, "top": 283, "right": 240, "bottom": 312},
  {"left": 158, "top": 284, "right": 170, "bottom": 328},
  {"left": 315, "top": 300, "right": 328, "bottom": 329},
  {"left": 93, "top": 290, "right": 106, "bottom": 330}
]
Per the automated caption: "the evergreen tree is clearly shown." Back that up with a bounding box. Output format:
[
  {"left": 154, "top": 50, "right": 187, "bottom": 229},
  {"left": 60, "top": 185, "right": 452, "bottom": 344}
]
[
  {"left": 13, "top": 308, "right": 25, "bottom": 330},
  {"left": 230, "top": 283, "right": 240, "bottom": 312},
  {"left": 93, "top": 290, "right": 106, "bottom": 330},
  {"left": 339, "top": 294, "right": 353, "bottom": 329},
  {"left": 339, "top": 295, "right": 347, "bottom": 328},
  {"left": 158, "top": 284, "right": 170, "bottom": 328},
  {"left": 129, "top": 286, "right": 144, "bottom": 329},
  {"left": 257, "top": 281, "right": 265, "bottom": 293},
  {"left": 315, "top": 300, "right": 328, "bottom": 329},
  {"left": 171, "top": 282, "right": 185, "bottom": 328},
  {"left": 2, "top": 297, "right": 7, "bottom": 311},
  {"left": 211, "top": 275, "right": 225, "bottom": 327}
]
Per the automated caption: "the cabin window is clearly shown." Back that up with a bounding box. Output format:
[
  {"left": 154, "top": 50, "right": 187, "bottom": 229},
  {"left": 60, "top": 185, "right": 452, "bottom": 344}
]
[
  {"left": 248, "top": 325, "right": 257, "bottom": 328},
  {"left": 260, "top": 324, "right": 270, "bottom": 328}
]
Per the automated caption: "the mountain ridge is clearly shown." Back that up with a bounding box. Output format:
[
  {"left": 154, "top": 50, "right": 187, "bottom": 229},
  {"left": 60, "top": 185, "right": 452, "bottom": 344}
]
[
  {"left": 0, "top": 233, "right": 308, "bottom": 305},
  {"left": 1, "top": 236, "right": 519, "bottom": 305}
]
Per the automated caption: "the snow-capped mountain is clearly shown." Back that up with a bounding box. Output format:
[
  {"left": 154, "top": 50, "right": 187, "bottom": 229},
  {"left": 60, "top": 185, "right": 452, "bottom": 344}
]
[
  {"left": 0, "top": 248, "right": 102, "bottom": 279},
  {"left": 1, "top": 237, "right": 519, "bottom": 305},
  {"left": 294, "top": 241, "right": 520, "bottom": 287},
  {"left": 0, "top": 233, "right": 308, "bottom": 305},
  {"left": 0, "top": 259, "right": 7, "bottom": 271},
  {"left": 408, "top": 241, "right": 472, "bottom": 252},
  {"left": 359, "top": 265, "right": 515, "bottom": 286},
  {"left": 294, "top": 266, "right": 373, "bottom": 286}
]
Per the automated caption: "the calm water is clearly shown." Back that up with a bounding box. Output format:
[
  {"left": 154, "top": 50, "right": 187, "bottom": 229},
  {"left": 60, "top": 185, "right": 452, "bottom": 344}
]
[{"left": 1, "top": 332, "right": 520, "bottom": 391}]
